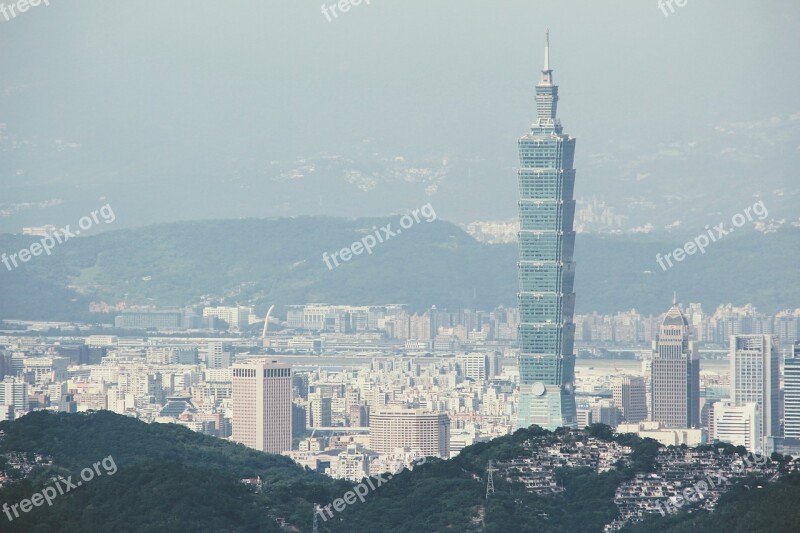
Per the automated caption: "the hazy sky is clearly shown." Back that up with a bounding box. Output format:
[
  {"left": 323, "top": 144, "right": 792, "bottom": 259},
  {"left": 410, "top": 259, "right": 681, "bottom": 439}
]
[{"left": 1, "top": 0, "right": 798, "bottom": 234}]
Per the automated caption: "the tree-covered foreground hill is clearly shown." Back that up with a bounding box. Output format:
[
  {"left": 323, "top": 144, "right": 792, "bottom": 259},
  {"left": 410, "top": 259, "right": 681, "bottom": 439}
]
[{"left": 0, "top": 412, "right": 799, "bottom": 532}]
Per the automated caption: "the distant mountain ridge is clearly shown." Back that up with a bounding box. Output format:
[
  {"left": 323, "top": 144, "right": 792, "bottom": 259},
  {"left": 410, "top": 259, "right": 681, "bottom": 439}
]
[{"left": 0, "top": 217, "right": 797, "bottom": 321}]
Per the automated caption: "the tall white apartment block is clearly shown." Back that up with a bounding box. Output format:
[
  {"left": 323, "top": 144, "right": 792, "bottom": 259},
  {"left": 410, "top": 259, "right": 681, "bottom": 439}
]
[
  {"left": 232, "top": 360, "right": 292, "bottom": 453},
  {"left": 0, "top": 377, "right": 28, "bottom": 418},
  {"left": 730, "top": 335, "right": 780, "bottom": 443}
]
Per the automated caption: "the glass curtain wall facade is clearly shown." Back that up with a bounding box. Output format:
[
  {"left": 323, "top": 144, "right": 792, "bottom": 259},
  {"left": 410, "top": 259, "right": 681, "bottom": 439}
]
[{"left": 516, "top": 32, "right": 578, "bottom": 430}]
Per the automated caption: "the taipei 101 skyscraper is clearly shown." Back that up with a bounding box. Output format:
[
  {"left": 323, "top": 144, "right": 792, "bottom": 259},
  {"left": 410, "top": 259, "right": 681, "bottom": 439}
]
[{"left": 516, "top": 31, "right": 578, "bottom": 430}]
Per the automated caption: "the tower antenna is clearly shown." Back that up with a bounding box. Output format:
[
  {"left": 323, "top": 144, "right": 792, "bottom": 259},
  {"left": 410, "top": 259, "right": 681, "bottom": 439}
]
[{"left": 543, "top": 29, "right": 550, "bottom": 71}]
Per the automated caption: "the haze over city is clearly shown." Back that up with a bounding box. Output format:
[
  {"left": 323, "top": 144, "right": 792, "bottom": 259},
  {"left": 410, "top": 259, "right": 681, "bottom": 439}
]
[{"left": 0, "top": 2, "right": 798, "bottom": 532}]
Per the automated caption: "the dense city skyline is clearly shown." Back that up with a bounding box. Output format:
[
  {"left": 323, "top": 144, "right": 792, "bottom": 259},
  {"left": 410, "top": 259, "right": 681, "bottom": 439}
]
[{"left": 1, "top": 2, "right": 798, "bottom": 531}]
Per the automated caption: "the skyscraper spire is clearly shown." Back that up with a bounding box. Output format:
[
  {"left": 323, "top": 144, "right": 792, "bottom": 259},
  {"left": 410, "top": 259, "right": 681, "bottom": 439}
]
[
  {"left": 543, "top": 29, "right": 550, "bottom": 72},
  {"left": 673, "top": 292, "right": 678, "bottom": 306},
  {"left": 536, "top": 30, "right": 557, "bottom": 118},
  {"left": 540, "top": 30, "right": 553, "bottom": 86}
]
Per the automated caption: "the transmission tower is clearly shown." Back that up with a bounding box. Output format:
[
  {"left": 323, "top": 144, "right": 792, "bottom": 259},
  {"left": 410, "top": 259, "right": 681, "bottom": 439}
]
[
  {"left": 313, "top": 504, "right": 320, "bottom": 533},
  {"left": 486, "top": 460, "right": 498, "bottom": 499}
]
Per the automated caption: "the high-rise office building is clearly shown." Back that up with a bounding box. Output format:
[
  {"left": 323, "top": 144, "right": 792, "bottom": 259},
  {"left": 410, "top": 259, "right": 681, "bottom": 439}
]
[
  {"left": 206, "top": 342, "right": 232, "bottom": 369},
  {"left": 292, "top": 373, "right": 309, "bottom": 400},
  {"left": 730, "top": 335, "right": 780, "bottom": 443},
  {"left": 308, "top": 393, "right": 332, "bottom": 428},
  {"left": 488, "top": 351, "right": 503, "bottom": 380},
  {"left": 369, "top": 408, "right": 450, "bottom": 458},
  {"left": 292, "top": 402, "right": 307, "bottom": 439},
  {"left": 784, "top": 342, "right": 800, "bottom": 438},
  {"left": 349, "top": 404, "right": 370, "bottom": 427},
  {"left": 613, "top": 376, "right": 647, "bottom": 423},
  {"left": 231, "top": 360, "right": 292, "bottom": 453},
  {"left": 701, "top": 398, "right": 719, "bottom": 436},
  {"left": 516, "top": 31, "right": 578, "bottom": 431},
  {"left": 650, "top": 298, "right": 700, "bottom": 428},
  {"left": 590, "top": 399, "right": 619, "bottom": 427}
]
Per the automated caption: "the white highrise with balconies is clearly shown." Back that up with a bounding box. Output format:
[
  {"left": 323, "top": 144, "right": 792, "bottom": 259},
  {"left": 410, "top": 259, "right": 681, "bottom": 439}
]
[{"left": 713, "top": 400, "right": 762, "bottom": 452}]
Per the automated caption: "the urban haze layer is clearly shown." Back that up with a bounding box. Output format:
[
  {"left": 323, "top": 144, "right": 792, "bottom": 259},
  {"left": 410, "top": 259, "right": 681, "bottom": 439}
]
[{"left": 1, "top": 4, "right": 799, "bottom": 533}]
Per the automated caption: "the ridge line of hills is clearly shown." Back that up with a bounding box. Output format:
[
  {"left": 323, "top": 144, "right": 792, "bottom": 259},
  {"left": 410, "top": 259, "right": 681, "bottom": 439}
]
[{"left": 0, "top": 217, "right": 797, "bottom": 321}]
